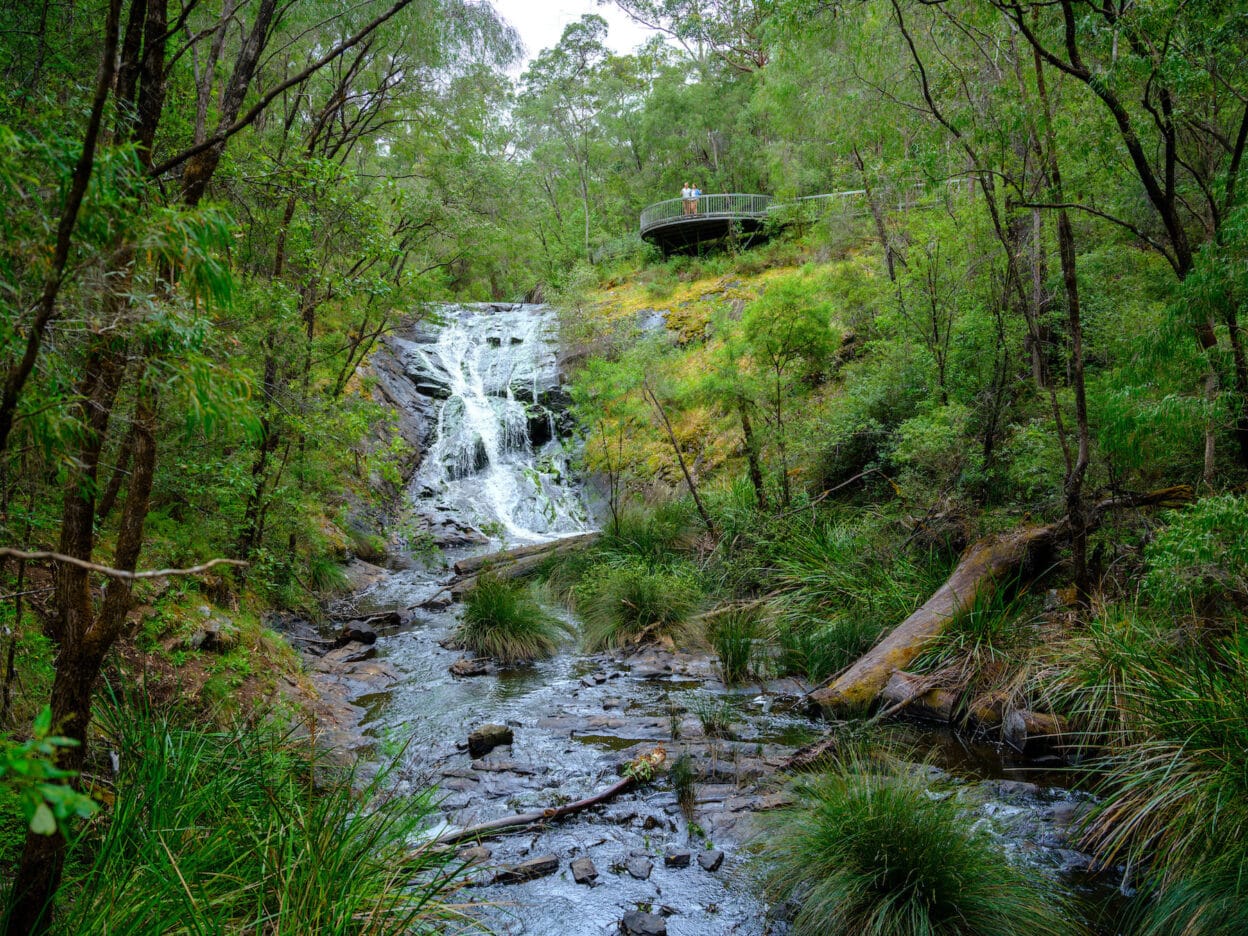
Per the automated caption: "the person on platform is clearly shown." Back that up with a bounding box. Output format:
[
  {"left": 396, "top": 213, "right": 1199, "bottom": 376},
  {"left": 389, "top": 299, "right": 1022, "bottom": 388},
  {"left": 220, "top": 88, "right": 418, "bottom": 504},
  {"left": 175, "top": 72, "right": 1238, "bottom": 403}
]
[{"left": 681, "top": 182, "right": 694, "bottom": 215}]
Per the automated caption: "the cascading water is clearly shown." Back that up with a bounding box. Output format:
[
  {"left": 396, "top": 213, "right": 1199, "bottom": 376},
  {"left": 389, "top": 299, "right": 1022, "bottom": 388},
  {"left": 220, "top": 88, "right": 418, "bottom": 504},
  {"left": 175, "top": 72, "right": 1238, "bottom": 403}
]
[{"left": 403, "top": 304, "right": 590, "bottom": 543}]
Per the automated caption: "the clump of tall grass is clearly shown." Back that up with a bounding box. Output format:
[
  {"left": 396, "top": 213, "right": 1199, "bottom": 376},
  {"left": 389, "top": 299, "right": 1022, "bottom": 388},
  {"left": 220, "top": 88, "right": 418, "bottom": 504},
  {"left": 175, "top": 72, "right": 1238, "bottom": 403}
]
[
  {"left": 761, "top": 748, "right": 1074, "bottom": 936},
  {"left": 538, "top": 499, "right": 697, "bottom": 610},
  {"left": 48, "top": 703, "right": 471, "bottom": 936},
  {"left": 706, "top": 607, "right": 760, "bottom": 684},
  {"left": 766, "top": 514, "right": 948, "bottom": 683},
  {"left": 775, "top": 617, "right": 880, "bottom": 684},
  {"left": 688, "top": 694, "right": 736, "bottom": 739},
  {"left": 455, "top": 574, "right": 571, "bottom": 664},
  {"left": 577, "top": 558, "right": 703, "bottom": 651},
  {"left": 1082, "top": 636, "right": 1248, "bottom": 878}
]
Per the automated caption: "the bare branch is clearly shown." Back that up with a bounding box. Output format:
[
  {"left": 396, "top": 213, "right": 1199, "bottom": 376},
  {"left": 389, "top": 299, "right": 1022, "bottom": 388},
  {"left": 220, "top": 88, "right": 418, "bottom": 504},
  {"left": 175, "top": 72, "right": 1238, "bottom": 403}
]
[{"left": 0, "top": 550, "right": 246, "bottom": 580}]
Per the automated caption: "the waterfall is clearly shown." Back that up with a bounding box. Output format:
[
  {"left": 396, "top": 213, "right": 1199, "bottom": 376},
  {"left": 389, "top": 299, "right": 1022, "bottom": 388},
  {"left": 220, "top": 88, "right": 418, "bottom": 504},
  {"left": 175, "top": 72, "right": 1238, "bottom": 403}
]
[{"left": 406, "top": 304, "right": 590, "bottom": 543}]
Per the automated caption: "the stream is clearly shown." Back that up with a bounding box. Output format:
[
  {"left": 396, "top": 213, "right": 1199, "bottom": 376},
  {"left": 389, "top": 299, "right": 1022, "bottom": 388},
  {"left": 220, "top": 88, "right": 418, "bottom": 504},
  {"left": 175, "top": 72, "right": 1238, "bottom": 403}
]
[{"left": 308, "top": 304, "right": 1111, "bottom": 935}]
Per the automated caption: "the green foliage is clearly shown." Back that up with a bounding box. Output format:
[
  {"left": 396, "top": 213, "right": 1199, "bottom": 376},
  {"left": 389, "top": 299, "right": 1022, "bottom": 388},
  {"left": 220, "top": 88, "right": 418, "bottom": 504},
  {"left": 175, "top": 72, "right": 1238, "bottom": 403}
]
[
  {"left": 0, "top": 708, "right": 96, "bottom": 838},
  {"left": 577, "top": 558, "right": 703, "bottom": 651},
  {"left": 1144, "top": 495, "right": 1248, "bottom": 612},
  {"left": 50, "top": 703, "right": 468, "bottom": 936},
  {"left": 456, "top": 574, "right": 572, "bottom": 664},
  {"left": 762, "top": 750, "right": 1074, "bottom": 936}
]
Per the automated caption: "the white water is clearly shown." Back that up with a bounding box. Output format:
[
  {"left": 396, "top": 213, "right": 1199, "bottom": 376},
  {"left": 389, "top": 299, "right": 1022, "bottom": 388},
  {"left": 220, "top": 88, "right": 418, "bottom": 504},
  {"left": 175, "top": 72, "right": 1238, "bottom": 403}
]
[{"left": 410, "top": 304, "right": 590, "bottom": 543}]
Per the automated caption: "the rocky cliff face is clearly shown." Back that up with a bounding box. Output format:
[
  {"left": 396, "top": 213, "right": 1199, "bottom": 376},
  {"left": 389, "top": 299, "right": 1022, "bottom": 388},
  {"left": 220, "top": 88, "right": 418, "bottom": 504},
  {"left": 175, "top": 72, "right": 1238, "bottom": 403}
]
[{"left": 363, "top": 304, "right": 587, "bottom": 549}]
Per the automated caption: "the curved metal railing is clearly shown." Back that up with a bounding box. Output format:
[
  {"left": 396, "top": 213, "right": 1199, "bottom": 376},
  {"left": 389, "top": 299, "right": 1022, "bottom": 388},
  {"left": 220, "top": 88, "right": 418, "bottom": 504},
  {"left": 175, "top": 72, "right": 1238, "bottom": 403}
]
[{"left": 639, "top": 193, "right": 774, "bottom": 236}]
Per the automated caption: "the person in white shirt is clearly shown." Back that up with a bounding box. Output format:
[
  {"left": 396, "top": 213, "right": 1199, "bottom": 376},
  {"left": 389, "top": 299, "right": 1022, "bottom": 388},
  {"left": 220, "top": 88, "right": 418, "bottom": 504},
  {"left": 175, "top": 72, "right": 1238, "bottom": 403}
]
[{"left": 681, "top": 182, "right": 693, "bottom": 215}]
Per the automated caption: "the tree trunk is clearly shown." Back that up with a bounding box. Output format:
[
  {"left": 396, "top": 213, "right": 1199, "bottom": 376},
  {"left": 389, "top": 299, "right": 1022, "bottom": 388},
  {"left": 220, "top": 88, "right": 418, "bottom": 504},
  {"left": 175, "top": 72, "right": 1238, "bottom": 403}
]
[
  {"left": 738, "top": 398, "right": 767, "bottom": 510},
  {"left": 643, "top": 383, "right": 715, "bottom": 535}
]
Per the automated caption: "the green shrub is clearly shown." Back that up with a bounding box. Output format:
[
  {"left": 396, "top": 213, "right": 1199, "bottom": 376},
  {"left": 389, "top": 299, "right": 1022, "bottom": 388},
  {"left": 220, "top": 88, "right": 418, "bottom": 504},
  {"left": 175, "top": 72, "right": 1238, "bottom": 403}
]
[
  {"left": 456, "top": 574, "right": 571, "bottom": 664},
  {"left": 762, "top": 751, "right": 1073, "bottom": 936},
  {"left": 1144, "top": 495, "right": 1248, "bottom": 613},
  {"left": 577, "top": 558, "right": 703, "bottom": 651}
]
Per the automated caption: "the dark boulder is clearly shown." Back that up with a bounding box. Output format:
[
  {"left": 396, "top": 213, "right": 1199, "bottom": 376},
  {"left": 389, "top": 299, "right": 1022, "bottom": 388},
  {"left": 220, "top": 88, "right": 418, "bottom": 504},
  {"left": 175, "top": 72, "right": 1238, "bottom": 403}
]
[
  {"left": 467, "top": 724, "right": 513, "bottom": 758},
  {"left": 620, "top": 910, "right": 667, "bottom": 935}
]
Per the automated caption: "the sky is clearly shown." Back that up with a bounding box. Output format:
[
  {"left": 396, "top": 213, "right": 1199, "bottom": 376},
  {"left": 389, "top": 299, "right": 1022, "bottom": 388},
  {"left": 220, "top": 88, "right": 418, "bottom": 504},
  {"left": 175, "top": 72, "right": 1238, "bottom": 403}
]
[{"left": 488, "top": 0, "right": 658, "bottom": 70}]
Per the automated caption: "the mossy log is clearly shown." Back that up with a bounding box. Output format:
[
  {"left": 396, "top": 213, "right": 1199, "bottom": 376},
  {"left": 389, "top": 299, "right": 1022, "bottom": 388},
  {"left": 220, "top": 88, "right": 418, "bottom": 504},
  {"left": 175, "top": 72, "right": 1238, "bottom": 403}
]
[
  {"left": 449, "top": 532, "right": 599, "bottom": 597},
  {"left": 811, "top": 523, "right": 1063, "bottom": 713},
  {"left": 810, "top": 485, "right": 1192, "bottom": 716},
  {"left": 451, "top": 532, "right": 598, "bottom": 577}
]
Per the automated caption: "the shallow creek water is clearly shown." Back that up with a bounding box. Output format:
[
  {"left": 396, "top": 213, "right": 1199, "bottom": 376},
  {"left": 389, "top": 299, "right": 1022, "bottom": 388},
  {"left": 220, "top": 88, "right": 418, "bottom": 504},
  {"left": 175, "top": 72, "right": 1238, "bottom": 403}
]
[{"left": 316, "top": 304, "right": 1109, "bottom": 934}]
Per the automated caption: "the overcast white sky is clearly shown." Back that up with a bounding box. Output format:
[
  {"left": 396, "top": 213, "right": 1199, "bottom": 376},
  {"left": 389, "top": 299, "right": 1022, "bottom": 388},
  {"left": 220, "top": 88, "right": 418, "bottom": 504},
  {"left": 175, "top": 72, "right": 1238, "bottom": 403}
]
[{"left": 488, "top": 0, "right": 658, "bottom": 69}]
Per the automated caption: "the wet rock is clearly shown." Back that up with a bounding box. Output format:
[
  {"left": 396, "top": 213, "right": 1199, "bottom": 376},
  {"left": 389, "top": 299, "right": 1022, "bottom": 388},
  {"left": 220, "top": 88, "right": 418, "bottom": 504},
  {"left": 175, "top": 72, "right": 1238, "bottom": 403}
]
[
  {"left": 698, "top": 850, "right": 724, "bottom": 871},
  {"left": 467, "top": 724, "right": 513, "bottom": 758},
  {"left": 335, "top": 644, "right": 377, "bottom": 663},
  {"left": 493, "top": 854, "right": 558, "bottom": 884},
  {"left": 450, "top": 658, "right": 489, "bottom": 677},
  {"left": 457, "top": 845, "right": 491, "bottom": 863},
  {"left": 419, "top": 593, "right": 452, "bottom": 611},
  {"left": 603, "top": 698, "right": 623, "bottom": 710},
  {"left": 664, "top": 849, "right": 691, "bottom": 868},
  {"left": 620, "top": 910, "right": 667, "bottom": 935},
  {"left": 335, "top": 622, "right": 378, "bottom": 647},
  {"left": 996, "top": 780, "right": 1039, "bottom": 797},
  {"left": 625, "top": 856, "right": 653, "bottom": 880},
  {"left": 570, "top": 856, "right": 598, "bottom": 885}
]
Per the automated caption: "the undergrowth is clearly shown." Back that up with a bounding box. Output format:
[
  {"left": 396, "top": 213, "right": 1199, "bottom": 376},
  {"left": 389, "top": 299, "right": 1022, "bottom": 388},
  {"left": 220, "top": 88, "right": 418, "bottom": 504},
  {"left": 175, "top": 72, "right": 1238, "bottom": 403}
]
[{"left": 39, "top": 701, "right": 472, "bottom": 936}]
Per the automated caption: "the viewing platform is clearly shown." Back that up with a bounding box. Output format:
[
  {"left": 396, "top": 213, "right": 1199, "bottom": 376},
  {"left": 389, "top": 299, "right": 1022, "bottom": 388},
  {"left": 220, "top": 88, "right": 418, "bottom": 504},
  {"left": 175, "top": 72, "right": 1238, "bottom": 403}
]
[{"left": 640, "top": 193, "right": 774, "bottom": 253}]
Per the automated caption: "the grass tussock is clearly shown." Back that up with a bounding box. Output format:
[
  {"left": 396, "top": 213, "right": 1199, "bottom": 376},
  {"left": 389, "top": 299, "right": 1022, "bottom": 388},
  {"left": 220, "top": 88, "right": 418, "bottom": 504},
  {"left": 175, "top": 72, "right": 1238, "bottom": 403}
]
[
  {"left": 456, "top": 574, "right": 571, "bottom": 664},
  {"left": 48, "top": 702, "right": 471, "bottom": 936},
  {"left": 762, "top": 748, "right": 1075, "bottom": 936},
  {"left": 706, "top": 607, "right": 760, "bottom": 684},
  {"left": 577, "top": 559, "right": 703, "bottom": 651}
]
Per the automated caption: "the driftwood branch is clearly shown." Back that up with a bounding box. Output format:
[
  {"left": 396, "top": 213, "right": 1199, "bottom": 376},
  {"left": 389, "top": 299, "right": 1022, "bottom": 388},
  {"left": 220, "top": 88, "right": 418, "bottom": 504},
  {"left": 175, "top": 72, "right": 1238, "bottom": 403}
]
[
  {"left": 0, "top": 549, "right": 246, "bottom": 581},
  {"left": 425, "top": 746, "right": 666, "bottom": 848},
  {"left": 430, "top": 774, "right": 637, "bottom": 847}
]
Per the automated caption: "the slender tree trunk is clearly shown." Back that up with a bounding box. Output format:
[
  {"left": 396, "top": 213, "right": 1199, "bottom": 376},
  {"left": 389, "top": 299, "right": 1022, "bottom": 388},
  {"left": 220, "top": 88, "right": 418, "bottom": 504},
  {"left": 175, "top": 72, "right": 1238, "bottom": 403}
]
[
  {"left": 0, "top": 0, "right": 123, "bottom": 456},
  {"left": 1035, "top": 46, "right": 1091, "bottom": 597},
  {"left": 737, "top": 397, "right": 767, "bottom": 510},
  {"left": 643, "top": 383, "right": 715, "bottom": 535}
]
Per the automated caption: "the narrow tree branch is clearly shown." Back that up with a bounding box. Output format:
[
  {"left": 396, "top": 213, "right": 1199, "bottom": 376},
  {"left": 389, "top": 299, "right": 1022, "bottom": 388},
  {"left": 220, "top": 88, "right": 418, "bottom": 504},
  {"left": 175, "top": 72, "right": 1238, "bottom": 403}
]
[{"left": 0, "top": 550, "right": 246, "bottom": 580}]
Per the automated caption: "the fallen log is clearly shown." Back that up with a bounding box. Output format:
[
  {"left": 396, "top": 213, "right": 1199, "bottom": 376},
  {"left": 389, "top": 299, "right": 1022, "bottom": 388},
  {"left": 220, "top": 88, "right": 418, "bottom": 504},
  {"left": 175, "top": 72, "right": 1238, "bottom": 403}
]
[
  {"left": 811, "top": 485, "right": 1193, "bottom": 715},
  {"left": 450, "top": 550, "right": 568, "bottom": 597},
  {"left": 878, "top": 671, "right": 959, "bottom": 722},
  {"left": 451, "top": 532, "right": 598, "bottom": 577},
  {"left": 811, "top": 522, "right": 1062, "bottom": 712}
]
